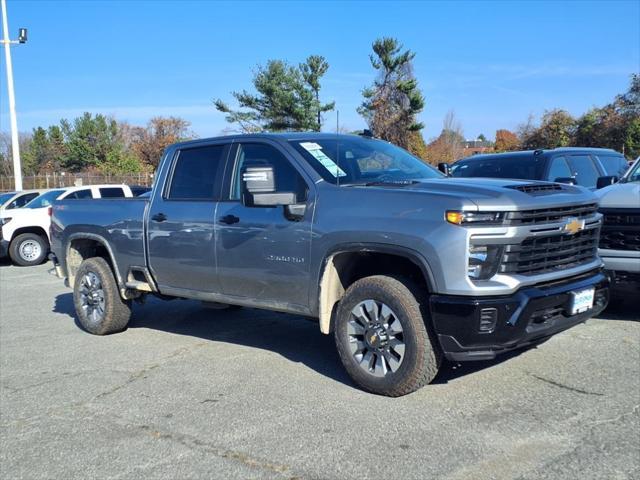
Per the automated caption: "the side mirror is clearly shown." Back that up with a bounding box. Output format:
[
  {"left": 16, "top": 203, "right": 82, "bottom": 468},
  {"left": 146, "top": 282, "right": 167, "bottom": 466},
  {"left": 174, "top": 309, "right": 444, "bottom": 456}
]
[
  {"left": 596, "top": 175, "right": 618, "bottom": 189},
  {"left": 242, "top": 165, "right": 298, "bottom": 208},
  {"left": 438, "top": 162, "right": 450, "bottom": 176},
  {"left": 554, "top": 177, "right": 577, "bottom": 185}
]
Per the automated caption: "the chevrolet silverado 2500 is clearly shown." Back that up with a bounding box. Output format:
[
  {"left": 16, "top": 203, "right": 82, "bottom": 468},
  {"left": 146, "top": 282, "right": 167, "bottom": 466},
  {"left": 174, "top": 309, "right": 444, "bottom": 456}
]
[
  {"left": 596, "top": 157, "right": 640, "bottom": 288},
  {"left": 50, "top": 133, "right": 609, "bottom": 396}
]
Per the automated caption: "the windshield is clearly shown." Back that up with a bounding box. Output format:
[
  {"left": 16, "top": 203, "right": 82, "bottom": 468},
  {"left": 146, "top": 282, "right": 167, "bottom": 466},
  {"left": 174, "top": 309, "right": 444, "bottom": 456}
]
[
  {"left": 596, "top": 154, "right": 629, "bottom": 178},
  {"left": 0, "top": 192, "right": 15, "bottom": 206},
  {"left": 25, "top": 189, "right": 65, "bottom": 209},
  {"left": 624, "top": 159, "right": 640, "bottom": 183},
  {"left": 289, "top": 136, "right": 442, "bottom": 185},
  {"left": 451, "top": 155, "right": 546, "bottom": 180}
]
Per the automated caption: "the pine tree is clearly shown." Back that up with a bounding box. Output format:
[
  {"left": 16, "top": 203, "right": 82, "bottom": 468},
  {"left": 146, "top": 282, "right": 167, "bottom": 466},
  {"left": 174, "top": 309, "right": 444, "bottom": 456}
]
[{"left": 358, "top": 37, "right": 426, "bottom": 151}]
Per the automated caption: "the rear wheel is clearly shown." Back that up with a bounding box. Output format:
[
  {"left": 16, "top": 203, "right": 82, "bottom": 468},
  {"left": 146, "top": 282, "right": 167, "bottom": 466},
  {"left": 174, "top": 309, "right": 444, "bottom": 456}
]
[
  {"left": 334, "top": 275, "right": 441, "bottom": 396},
  {"left": 73, "top": 257, "right": 131, "bottom": 335},
  {"left": 9, "top": 233, "right": 48, "bottom": 266}
]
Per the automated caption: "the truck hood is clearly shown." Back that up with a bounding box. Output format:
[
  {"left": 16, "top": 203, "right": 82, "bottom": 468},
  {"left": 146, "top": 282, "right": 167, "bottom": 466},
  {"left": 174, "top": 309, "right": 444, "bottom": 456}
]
[
  {"left": 399, "top": 177, "right": 598, "bottom": 210},
  {"left": 596, "top": 182, "right": 640, "bottom": 208}
]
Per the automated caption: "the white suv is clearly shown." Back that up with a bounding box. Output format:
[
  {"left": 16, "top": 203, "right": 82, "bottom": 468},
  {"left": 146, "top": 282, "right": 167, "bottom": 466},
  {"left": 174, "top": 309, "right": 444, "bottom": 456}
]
[
  {"left": 0, "top": 184, "right": 134, "bottom": 266},
  {"left": 0, "top": 189, "right": 45, "bottom": 212}
]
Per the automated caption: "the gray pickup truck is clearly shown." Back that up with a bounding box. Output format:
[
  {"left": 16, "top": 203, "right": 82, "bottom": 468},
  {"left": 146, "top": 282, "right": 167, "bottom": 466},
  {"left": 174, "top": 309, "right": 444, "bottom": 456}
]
[
  {"left": 50, "top": 133, "right": 609, "bottom": 396},
  {"left": 596, "top": 157, "right": 640, "bottom": 288}
]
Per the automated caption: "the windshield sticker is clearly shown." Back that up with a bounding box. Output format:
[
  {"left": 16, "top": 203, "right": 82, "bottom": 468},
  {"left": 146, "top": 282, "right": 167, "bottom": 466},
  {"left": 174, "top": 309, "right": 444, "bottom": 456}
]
[{"left": 299, "top": 142, "right": 347, "bottom": 177}]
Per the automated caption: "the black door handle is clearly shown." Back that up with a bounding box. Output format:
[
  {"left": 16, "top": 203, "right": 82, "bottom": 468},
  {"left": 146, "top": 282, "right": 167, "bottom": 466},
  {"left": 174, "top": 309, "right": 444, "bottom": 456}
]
[
  {"left": 151, "top": 213, "right": 167, "bottom": 222},
  {"left": 219, "top": 214, "right": 240, "bottom": 225}
]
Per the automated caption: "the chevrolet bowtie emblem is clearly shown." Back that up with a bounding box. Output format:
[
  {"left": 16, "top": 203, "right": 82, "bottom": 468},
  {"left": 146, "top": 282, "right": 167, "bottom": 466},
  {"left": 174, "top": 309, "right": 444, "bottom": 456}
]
[{"left": 563, "top": 217, "right": 585, "bottom": 235}]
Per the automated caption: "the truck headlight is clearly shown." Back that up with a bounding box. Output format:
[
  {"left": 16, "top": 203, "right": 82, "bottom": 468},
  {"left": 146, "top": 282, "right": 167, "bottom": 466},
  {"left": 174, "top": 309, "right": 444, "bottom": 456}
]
[
  {"left": 468, "top": 244, "right": 502, "bottom": 280},
  {"left": 446, "top": 211, "right": 504, "bottom": 225},
  {"left": 0, "top": 217, "right": 11, "bottom": 226}
]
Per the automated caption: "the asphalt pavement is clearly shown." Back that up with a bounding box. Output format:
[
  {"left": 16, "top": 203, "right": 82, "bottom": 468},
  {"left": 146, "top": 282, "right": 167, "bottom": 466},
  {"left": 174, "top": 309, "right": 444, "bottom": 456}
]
[{"left": 1, "top": 260, "right": 639, "bottom": 479}]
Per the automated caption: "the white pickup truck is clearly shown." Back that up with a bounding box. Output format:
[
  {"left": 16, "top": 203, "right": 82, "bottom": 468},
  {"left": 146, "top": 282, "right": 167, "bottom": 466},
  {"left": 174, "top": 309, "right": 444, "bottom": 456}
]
[{"left": 0, "top": 184, "right": 134, "bottom": 266}]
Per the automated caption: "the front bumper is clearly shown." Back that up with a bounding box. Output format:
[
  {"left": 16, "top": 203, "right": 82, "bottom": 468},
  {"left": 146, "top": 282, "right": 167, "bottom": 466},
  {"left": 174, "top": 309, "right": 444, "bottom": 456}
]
[
  {"left": 0, "top": 239, "right": 8, "bottom": 258},
  {"left": 599, "top": 248, "right": 640, "bottom": 274},
  {"left": 430, "top": 269, "right": 609, "bottom": 361}
]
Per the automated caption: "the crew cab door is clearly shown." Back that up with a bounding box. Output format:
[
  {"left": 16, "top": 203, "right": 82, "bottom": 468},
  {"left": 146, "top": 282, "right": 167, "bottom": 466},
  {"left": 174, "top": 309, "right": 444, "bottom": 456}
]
[
  {"left": 215, "top": 141, "right": 313, "bottom": 309},
  {"left": 147, "top": 142, "right": 228, "bottom": 294}
]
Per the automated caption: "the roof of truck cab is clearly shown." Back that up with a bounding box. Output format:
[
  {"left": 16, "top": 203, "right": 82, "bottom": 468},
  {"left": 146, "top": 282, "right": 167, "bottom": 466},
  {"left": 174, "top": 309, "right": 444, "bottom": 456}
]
[
  {"left": 171, "top": 132, "right": 368, "bottom": 149},
  {"left": 454, "top": 147, "right": 622, "bottom": 164}
]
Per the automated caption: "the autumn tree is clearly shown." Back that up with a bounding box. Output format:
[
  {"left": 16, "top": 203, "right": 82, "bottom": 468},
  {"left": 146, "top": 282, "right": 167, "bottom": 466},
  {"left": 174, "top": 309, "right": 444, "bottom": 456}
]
[
  {"left": 574, "top": 74, "right": 640, "bottom": 157},
  {"left": 215, "top": 58, "right": 333, "bottom": 132},
  {"left": 520, "top": 109, "right": 576, "bottom": 149},
  {"left": 130, "top": 116, "right": 193, "bottom": 169},
  {"left": 494, "top": 129, "right": 520, "bottom": 152},
  {"left": 358, "top": 37, "right": 425, "bottom": 153}
]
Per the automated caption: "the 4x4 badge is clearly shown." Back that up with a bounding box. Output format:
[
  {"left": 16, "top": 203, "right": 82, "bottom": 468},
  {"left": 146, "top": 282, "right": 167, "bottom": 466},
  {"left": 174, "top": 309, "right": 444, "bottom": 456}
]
[{"left": 563, "top": 217, "right": 585, "bottom": 235}]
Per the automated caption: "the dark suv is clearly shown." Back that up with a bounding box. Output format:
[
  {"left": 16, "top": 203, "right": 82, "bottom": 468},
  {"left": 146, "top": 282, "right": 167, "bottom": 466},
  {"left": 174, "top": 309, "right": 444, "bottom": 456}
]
[{"left": 448, "top": 148, "right": 628, "bottom": 189}]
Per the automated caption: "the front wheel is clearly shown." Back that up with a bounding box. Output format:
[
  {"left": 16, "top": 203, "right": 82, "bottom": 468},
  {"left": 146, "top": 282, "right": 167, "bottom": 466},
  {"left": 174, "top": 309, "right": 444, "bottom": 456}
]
[
  {"left": 9, "top": 233, "right": 48, "bottom": 266},
  {"left": 73, "top": 257, "right": 131, "bottom": 335},
  {"left": 334, "top": 275, "right": 442, "bottom": 396}
]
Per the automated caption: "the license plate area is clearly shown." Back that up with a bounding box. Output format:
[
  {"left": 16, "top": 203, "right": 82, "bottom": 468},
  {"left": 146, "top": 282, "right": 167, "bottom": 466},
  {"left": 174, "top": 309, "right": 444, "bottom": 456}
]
[{"left": 570, "top": 287, "right": 595, "bottom": 315}]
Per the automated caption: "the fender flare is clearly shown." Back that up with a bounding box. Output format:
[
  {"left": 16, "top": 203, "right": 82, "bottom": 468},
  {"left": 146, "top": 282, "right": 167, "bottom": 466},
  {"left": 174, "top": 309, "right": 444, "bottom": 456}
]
[
  {"left": 65, "top": 232, "right": 125, "bottom": 289},
  {"left": 314, "top": 243, "right": 437, "bottom": 334}
]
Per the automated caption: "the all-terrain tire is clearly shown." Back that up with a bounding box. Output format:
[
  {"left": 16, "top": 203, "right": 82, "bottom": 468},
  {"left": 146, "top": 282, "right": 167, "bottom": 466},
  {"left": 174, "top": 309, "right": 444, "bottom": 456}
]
[
  {"left": 334, "top": 275, "right": 442, "bottom": 397},
  {"left": 9, "top": 233, "right": 49, "bottom": 266},
  {"left": 73, "top": 257, "right": 131, "bottom": 335}
]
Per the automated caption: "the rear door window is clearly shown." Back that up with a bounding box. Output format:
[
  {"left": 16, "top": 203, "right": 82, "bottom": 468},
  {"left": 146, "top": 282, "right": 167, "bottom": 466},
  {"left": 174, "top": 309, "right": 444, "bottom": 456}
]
[
  {"left": 168, "top": 144, "right": 226, "bottom": 200},
  {"left": 547, "top": 156, "right": 572, "bottom": 181},
  {"left": 99, "top": 187, "right": 126, "bottom": 198},
  {"left": 566, "top": 155, "right": 600, "bottom": 188},
  {"left": 65, "top": 189, "right": 93, "bottom": 199},
  {"left": 596, "top": 154, "right": 628, "bottom": 178},
  {"left": 7, "top": 192, "right": 39, "bottom": 209}
]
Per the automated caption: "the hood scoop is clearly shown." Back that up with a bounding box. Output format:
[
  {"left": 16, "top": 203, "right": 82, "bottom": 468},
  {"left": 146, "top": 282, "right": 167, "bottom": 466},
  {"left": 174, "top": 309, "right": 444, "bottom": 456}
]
[{"left": 506, "top": 183, "right": 567, "bottom": 195}]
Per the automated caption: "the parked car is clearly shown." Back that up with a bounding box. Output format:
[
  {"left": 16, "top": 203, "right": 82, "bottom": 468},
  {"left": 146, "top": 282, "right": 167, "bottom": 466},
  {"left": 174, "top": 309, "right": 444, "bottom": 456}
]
[
  {"left": 596, "top": 157, "right": 640, "bottom": 288},
  {"left": 0, "top": 184, "right": 134, "bottom": 266},
  {"left": 0, "top": 189, "right": 45, "bottom": 212},
  {"left": 128, "top": 185, "right": 152, "bottom": 197},
  {"left": 447, "top": 148, "right": 629, "bottom": 190},
  {"left": 50, "top": 133, "right": 608, "bottom": 396}
]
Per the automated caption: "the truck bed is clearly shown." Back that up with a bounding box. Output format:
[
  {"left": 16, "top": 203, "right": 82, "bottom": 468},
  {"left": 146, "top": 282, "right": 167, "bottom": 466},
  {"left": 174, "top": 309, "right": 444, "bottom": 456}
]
[{"left": 51, "top": 198, "right": 148, "bottom": 283}]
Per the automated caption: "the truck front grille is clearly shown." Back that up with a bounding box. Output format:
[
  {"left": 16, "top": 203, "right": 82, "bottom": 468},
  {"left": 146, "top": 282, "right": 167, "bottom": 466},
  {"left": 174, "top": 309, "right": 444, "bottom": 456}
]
[
  {"left": 504, "top": 203, "right": 598, "bottom": 225},
  {"left": 599, "top": 208, "right": 640, "bottom": 252},
  {"left": 499, "top": 227, "right": 599, "bottom": 275}
]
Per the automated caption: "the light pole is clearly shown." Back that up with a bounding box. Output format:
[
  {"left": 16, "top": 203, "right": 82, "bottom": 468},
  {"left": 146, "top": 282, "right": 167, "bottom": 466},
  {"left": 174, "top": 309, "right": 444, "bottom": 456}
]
[{"left": 1, "top": 0, "right": 27, "bottom": 191}]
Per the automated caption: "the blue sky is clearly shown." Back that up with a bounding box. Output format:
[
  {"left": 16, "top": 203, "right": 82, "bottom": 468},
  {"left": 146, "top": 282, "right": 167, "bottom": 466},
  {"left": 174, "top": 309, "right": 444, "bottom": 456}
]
[{"left": 1, "top": 0, "right": 638, "bottom": 141}]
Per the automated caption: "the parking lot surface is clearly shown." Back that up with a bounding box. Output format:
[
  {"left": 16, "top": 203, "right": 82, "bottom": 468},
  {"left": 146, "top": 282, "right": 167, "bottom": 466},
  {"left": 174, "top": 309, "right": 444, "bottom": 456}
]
[{"left": 1, "top": 261, "right": 639, "bottom": 480}]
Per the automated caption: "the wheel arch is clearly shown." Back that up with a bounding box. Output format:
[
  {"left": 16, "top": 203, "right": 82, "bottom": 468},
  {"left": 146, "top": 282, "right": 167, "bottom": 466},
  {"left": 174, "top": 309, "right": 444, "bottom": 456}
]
[
  {"left": 316, "top": 244, "right": 436, "bottom": 334},
  {"left": 10, "top": 226, "right": 49, "bottom": 243},
  {"left": 65, "top": 233, "right": 125, "bottom": 293}
]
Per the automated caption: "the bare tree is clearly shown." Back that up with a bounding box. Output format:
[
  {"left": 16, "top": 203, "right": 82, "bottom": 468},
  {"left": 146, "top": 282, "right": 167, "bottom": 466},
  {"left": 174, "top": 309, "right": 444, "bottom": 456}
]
[
  {"left": 425, "top": 110, "right": 466, "bottom": 164},
  {"left": 0, "top": 131, "right": 33, "bottom": 177}
]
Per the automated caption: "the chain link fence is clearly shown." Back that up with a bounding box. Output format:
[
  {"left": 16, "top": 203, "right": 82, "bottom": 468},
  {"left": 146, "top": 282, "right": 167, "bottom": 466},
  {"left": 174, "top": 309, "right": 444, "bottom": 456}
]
[{"left": 0, "top": 172, "right": 154, "bottom": 191}]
